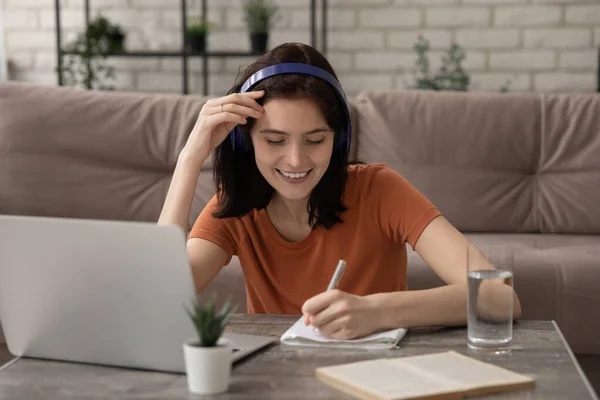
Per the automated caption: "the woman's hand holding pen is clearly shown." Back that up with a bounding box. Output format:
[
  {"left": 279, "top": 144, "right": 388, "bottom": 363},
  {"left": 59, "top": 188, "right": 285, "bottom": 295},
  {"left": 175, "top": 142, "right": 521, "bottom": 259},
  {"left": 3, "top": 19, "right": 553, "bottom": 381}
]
[{"left": 301, "top": 290, "right": 381, "bottom": 340}]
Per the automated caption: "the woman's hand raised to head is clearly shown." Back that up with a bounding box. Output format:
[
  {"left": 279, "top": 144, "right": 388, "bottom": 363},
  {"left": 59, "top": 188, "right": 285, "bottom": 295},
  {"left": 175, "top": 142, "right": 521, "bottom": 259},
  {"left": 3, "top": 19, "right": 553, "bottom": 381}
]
[{"left": 183, "top": 90, "right": 265, "bottom": 161}]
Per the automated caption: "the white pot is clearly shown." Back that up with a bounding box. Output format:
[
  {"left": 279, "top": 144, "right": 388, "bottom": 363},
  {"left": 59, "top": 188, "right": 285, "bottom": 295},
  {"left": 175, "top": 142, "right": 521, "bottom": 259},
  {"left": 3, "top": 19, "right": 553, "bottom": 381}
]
[{"left": 182, "top": 337, "right": 233, "bottom": 395}]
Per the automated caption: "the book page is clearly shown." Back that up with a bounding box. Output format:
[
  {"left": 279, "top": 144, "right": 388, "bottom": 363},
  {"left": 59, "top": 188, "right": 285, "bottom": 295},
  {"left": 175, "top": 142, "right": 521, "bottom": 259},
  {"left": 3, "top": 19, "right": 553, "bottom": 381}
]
[
  {"left": 394, "top": 351, "right": 534, "bottom": 390},
  {"left": 317, "top": 358, "right": 463, "bottom": 400},
  {"left": 316, "top": 351, "right": 535, "bottom": 400},
  {"left": 281, "top": 317, "right": 406, "bottom": 347}
]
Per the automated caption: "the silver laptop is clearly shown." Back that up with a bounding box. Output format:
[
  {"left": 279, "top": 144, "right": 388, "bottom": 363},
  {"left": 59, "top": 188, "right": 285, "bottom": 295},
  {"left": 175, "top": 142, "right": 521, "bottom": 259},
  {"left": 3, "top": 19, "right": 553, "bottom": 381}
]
[{"left": 0, "top": 215, "right": 276, "bottom": 373}]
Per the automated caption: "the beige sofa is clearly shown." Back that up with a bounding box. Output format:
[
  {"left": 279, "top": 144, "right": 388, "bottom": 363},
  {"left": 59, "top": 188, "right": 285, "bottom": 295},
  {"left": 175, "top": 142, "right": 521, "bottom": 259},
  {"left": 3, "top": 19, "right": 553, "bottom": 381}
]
[{"left": 1, "top": 82, "right": 599, "bottom": 364}]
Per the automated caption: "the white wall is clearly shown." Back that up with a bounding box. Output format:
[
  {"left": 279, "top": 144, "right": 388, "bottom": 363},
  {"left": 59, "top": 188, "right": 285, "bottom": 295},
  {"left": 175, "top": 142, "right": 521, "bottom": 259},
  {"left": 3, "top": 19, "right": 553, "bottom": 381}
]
[
  {"left": 2, "top": 0, "right": 599, "bottom": 95},
  {"left": 0, "top": 0, "right": 7, "bottom": 81}
]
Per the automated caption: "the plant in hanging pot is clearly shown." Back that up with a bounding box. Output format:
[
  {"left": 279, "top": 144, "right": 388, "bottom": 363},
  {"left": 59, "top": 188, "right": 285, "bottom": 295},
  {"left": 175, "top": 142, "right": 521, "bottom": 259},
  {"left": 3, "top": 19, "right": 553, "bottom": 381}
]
[
  {"left": 183, "top": 294, "right": 238, "bottom": 395},
  {"left": 185, "top": 16, "right": 214, "bottom": 54},
  {"left": 243, "top": 0, "right": 280, "bottom": 54}
]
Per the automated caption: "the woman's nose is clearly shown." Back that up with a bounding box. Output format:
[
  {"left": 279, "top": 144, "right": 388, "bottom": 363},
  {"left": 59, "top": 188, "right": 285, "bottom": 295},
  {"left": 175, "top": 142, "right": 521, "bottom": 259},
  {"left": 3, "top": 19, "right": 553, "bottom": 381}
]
[{"left": 285, "top": 142, "right": 304, "bottom": 167}]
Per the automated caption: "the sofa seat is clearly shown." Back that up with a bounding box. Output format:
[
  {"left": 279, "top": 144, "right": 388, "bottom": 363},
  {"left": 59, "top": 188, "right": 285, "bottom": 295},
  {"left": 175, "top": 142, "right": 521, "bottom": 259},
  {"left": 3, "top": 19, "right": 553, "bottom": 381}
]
[{"left": 407, "top": 233, "right": 600, "bottom": 355}]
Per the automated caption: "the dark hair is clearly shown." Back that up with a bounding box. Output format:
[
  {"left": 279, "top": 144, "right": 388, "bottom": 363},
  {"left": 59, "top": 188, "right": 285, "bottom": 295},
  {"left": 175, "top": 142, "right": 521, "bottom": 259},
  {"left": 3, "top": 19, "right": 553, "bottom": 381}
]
[{"left": 212, "top": 42, "right": 349, "bottom": 230}]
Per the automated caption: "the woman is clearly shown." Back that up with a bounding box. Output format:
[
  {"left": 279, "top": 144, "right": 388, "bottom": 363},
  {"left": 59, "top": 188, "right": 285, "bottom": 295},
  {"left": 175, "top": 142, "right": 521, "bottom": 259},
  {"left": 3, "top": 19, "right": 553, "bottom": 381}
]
[{"left": 158, "top": 42, "right": 521, "bottom": 340}]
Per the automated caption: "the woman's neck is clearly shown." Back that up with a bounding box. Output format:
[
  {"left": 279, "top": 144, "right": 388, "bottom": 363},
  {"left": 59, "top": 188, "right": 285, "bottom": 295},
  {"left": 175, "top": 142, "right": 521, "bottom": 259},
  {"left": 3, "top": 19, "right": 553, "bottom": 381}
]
[{"left": 267, "top": 195, "right": 310, "bottom": 227}]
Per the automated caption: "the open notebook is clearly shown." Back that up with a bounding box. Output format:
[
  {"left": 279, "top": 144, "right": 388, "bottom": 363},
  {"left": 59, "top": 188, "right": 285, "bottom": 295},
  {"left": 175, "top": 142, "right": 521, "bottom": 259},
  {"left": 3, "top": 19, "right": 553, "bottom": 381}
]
[
  {"left": 316, "top": 350, "right": 535, "bottom": 400},
  {"left": 280, "top": 317, "right": 407, "bottom": 349}
]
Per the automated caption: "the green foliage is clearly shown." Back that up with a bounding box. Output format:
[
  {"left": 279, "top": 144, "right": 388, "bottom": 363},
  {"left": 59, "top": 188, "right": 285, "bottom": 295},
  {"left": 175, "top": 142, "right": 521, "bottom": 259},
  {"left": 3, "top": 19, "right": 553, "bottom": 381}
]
[
  {"left": 412, "top": 35, "right": 512, "bottom": 92},
  {"left": 186, "top": 16, "right": 216, "bottom": 36},
  {"left": 185, "top": 294, "right": 238, "bottom": 347},
  {"left": 243, "top": 0, "right": 280, "bottom": 34},
  {"left": 57, "top": 14, "right": 125, "bottom": 90},
  {"left": 413, "top": 35, "right": 470, "bottom": 91}
]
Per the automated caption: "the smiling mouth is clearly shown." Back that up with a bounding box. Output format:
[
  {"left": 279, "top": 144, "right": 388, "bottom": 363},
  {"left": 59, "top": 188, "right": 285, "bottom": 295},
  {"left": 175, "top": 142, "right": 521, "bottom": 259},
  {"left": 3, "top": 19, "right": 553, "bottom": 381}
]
[{"left": 276, "top": 169, "right": 312, "bottom": 179}]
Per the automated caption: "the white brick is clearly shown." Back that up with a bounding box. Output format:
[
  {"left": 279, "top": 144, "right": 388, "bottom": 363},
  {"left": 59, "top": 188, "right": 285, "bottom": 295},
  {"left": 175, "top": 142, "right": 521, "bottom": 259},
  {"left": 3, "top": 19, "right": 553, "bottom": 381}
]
[
  {"left": 291, "top": 9, "right": 354, "bottom": 30},
  {"left": 327, "top": 31, "right": 385, "bottom": 50},
  {"left": 268, "top": 31, "right": 311, "bottom": 48},
  {"left": 359, "top": 9, "right": 421, "bottom": 28},
  {"left": 388, "top": 31, "right": 451, "bottom": 50},
  {"left": 326, "top": 52, "right": 353, "bottom": 73},
  {"left": 490, "top": 51, "right": 555, "bottom": 70},
  {"left": 6, "top": 31, "right": 55, "bottom": 50},
  {"left": 110, "top": 59, "right": 160, "bottom": 72},
  {"left": 12, "top": 71, "right": 57, "bottom": 85},
  {"left": 426, "top": 8, "right": 490, "bottom": 28},
  {"left": 34, "top": 52, "right": 56, "bottom": 69},
  {"left": 559, "top": 51, "right": 597, "bottom": 70},
  {"left": 456, "top": 29, "right": 519, "bottom": 49},
  {"left": 137, "top": 72, "right": 191, "bottom": 93},
  {"left": 164, "top": 10, "right": 222, "bottom": 29},
  {"left": 7, "top": 52, "right": 34, "bottom": 69},
  {"left": 337, "top": 73, "right": 394, "bottom": 94},
  {"left": 354, "top": 52, "right": 414, "bottom": 72},
  {"left": 40, "top": 10, "right": 83, "bottom": 29},
  {"left": 101, "top": 10, "right": 161, "bottom": 27},
  {"left": 565, "top": 6, "right": 600, "bottom": 24},
  {"left": 2, "top": 10, "right": 38, "bottom": 29},
  {"left": 524, "top": 29, "right": 591, "bottom": 49},
  {"left": 160, "top": 58, "right": 222, "bottom": 73},
  {"left": 395, "top": 0, "right": 457, "bottom": 4},
  {"left": 463, "top": 0, "right": 527, "bottom": 3},
  {"left": 469, "top": 73, "right": 531, "bottom": 91},
  {"left": 6, "top": 0, "right": 52, "bottom": 8},
  {"left": 427, "top": 50, "right": 487, "bottom": 71},
  {"left": 224, "top": 57, "right": 256, "bottom": 73},
  {"left": 595, "top": 28, "right": 600, "bottom": 46},
  {"left": 329, "top": 0, "right": 391, "bottom": 5},
  {"left": 495, "top": 7, "right": 561, "bottom": 27},
  {"left": 534, "top": 73, "right": 596, "bottom": 91},
  {"left": 113, "top": 72, "right": 135, "bottom": 91},
  {"left": 196, "top": 72, "right": 240, "bottom": 96},
  {"left": 129, "top": 0, "right": 179, "bottom": 8},
  {"left": 144, "top": 31, "right": 181, "bottom": 51},
  {"left": 209, "top": 31, "right": 250, "bottom": 51},
  {"left": 68, "top": 0, "right": 126, "bottom": 7}
]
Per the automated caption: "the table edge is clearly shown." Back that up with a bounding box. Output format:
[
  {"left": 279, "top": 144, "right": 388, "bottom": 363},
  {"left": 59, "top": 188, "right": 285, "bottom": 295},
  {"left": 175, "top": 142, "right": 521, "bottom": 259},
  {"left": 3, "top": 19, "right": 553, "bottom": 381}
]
[{"left": 552, "top": 320, "right": 599, "bottom": 400}]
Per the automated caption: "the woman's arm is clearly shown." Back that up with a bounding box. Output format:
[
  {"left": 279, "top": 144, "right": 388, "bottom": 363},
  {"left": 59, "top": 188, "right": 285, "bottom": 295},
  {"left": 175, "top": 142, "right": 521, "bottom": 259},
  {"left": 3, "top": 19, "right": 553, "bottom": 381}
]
[{"left": 303, "top": 216, "right": 522, "bottom": 338}]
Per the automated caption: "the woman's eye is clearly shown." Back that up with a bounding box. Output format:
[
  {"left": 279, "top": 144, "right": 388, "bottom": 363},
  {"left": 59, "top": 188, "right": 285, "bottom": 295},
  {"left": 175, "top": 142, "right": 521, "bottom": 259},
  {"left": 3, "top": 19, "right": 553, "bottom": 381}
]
[
  {"left": 307, "top": 139, "right": 324, "bottom": 145},
  {"left": 267, "top": 139, "right": 284, "bottom": 145}
]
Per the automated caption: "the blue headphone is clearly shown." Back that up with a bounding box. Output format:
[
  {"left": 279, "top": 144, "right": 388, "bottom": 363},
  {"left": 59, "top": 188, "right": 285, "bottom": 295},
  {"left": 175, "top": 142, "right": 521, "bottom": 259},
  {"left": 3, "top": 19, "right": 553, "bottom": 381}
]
[{"left": 230, "top": 62, "right": 352, "bottom": 154}]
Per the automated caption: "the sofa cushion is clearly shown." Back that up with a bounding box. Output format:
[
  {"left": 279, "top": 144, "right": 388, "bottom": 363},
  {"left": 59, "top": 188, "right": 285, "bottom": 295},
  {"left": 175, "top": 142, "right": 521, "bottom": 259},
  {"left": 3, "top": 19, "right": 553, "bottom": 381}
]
[
  {"left": 406, "top": 233, "right": 600, "bottom": 355},
  {"left": 0, "top": 82, "right": 213, "bottom": 230},
  {"left": 352, "top": 90, "right": 600, "bottom": 235},
  {"left": 537, "top": 94, "right": 600, "bottom": 234}
]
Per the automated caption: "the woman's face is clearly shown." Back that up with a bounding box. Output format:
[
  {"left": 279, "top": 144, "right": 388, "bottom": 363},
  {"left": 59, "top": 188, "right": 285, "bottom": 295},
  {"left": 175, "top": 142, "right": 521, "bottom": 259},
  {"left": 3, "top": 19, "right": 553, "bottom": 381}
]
[{"left": 250, "top": 97, "right": 335, "bottom": 202}]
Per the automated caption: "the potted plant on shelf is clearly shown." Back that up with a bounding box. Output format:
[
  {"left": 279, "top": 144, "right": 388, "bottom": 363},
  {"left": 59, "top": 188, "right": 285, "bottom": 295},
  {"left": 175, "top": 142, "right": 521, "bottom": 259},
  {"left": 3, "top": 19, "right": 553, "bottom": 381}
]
[
  {"left": 183, "top": 294, "right": 238, "bottom": 395},
  {"left": 57, "top": 13, "right": 126, "bottom": 90},
  {"left": 185, "top": 16, "right": 214, "bottom": 53},
  {"left": 243, "top": 0, "right": 280, "bottom": 54}
]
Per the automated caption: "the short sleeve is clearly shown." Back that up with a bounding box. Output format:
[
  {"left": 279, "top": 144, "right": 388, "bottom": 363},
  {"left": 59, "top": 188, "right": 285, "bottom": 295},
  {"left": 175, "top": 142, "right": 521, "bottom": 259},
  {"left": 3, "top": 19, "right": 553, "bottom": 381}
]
[
  {"left": 188, "top": 195, "right": 237, "bottom": 264},
  {"left": 365, "top": 165, "right": 442, "bottom": 249}
]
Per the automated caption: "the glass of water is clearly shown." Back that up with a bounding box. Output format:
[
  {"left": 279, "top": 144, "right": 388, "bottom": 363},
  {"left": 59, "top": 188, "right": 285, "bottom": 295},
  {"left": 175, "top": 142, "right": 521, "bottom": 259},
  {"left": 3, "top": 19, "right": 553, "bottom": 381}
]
[{"left": 467, "top": 243, "right": 515, "bottom": 353}]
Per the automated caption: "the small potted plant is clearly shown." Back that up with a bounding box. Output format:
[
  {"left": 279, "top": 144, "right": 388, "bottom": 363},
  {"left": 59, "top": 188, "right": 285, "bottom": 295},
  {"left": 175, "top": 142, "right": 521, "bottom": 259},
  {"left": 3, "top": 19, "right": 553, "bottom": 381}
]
[
  {"left": 243, "top": 0, "right": 280, "bottom": 54},
  {"left": 185, "top": 16, "right": 214, "bottom": 53},
  {"left": 183, "top": 294, "right": 238, "bottom": 395},
  {"left": 107, "top": 24, "right": 125, "bottom": 53}
]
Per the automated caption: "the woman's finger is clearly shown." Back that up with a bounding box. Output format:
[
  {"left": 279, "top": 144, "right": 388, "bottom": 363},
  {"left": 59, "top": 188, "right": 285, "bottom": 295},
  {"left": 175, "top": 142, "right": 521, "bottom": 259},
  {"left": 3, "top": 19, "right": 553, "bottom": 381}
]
[
  {"left": 315, "top": 316, "right": 346, "bottom": 337},
  {"left": 206, "top": 102, "right": 263, "bottom": 119},
  {"left": 212, "top": 91, "right": 265, "bottom": 113},
  {"left": 206, "top": 112, "right": 247, "bottom": 129}
]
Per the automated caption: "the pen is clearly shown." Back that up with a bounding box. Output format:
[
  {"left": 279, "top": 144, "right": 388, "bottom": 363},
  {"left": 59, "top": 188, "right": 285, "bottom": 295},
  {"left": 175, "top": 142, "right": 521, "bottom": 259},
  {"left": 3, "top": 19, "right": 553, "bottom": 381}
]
[
  {"left": 327, "top": 259, "right": 346, "bottom": 291},
  {"left": 309, "top": 259, "right": 346, "bottom": 331}
]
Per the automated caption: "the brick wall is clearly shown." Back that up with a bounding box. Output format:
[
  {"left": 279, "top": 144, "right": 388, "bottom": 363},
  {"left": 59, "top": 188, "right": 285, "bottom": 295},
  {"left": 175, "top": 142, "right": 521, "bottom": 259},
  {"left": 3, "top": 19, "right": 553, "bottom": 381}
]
[{"left": 2, "top": 0, "right": 599, "bottom": 96}]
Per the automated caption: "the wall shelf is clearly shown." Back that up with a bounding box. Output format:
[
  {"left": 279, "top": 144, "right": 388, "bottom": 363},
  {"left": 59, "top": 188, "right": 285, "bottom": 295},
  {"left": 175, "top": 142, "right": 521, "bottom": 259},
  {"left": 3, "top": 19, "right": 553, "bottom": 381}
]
[{"left": 54, "top": 0, "right": 328, "bottom": 95}]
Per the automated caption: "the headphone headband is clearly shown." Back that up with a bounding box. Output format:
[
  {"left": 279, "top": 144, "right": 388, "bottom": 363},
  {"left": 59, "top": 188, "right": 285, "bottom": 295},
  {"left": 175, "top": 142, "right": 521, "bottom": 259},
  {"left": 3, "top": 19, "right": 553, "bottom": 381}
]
[{"left": 230, "top": 62, "right": 352, "bottom": 153}]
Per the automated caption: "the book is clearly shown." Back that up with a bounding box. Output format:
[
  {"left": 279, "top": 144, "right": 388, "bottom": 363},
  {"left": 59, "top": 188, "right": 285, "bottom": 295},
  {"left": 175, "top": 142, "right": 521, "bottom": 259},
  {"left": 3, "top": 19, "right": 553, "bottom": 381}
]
[
  {"left": 315, "top": 350, "right": 535, "bottom": 400},
  {"left": 280, "top": 317, "right": 407, "bottom": 349}
]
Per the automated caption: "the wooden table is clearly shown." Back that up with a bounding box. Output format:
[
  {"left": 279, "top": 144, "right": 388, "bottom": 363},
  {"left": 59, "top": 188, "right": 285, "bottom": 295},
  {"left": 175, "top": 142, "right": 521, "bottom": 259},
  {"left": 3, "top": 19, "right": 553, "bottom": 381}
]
[{"left": 0, "top": 315, "right": 597, "bottom": 399}]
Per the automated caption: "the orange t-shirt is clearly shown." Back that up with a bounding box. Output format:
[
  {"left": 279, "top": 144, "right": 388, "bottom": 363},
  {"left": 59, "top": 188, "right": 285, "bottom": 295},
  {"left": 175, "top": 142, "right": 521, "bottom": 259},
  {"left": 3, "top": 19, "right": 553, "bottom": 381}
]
[{"left": 189, "top": 163, "right": 441, "bottom": 314}]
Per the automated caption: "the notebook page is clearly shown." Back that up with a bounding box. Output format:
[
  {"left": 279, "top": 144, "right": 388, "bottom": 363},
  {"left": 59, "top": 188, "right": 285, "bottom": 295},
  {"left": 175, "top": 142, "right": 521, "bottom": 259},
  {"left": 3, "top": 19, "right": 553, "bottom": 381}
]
[
  {"left": 393, "top": 351, "right": 534, "bottom": 390},
  {"left": 280, "top": 317, "right": 406, "bottom": 349},
  {"left": 316, "top": 358, "right": 463, "bottom": 400}
]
